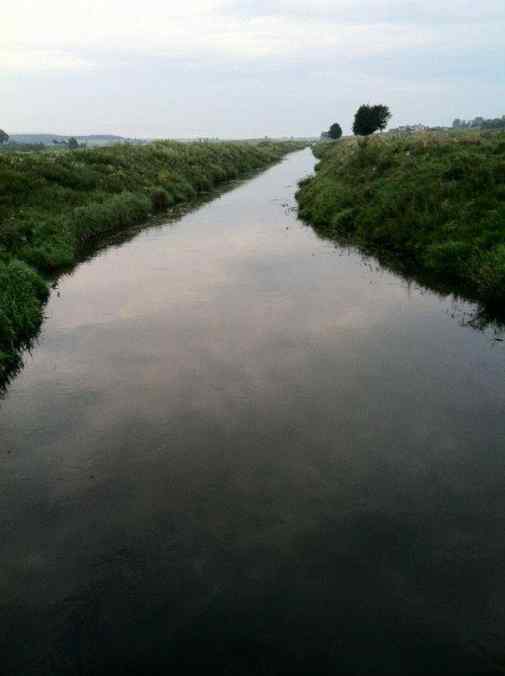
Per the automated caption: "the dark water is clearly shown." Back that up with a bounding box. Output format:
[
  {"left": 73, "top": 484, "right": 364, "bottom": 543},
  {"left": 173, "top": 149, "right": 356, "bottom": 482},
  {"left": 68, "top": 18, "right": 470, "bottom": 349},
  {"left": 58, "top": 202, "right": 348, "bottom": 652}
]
[{"left": 1, "top": 150, "right": 505, "bottom": 675}]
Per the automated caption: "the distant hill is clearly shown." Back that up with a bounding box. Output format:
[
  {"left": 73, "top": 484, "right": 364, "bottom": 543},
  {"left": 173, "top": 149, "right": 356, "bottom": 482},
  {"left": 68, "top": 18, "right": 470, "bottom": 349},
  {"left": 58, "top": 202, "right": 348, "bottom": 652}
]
[{"left": 10, "top": 134, "right": 146, "bottom": 147}]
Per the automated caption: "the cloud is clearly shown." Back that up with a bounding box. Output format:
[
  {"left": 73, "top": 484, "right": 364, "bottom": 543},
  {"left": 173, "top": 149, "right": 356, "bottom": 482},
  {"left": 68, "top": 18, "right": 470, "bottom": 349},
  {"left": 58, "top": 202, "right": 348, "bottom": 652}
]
[
  {"left": 3, "top": 0, "right": 504, "bottom": 67},
  {"left": 1, "top": 0, "right": 504, "bottom": 136},
  {"left": 1, "top": 47, "right": 94, "bottom": 73},
  {"left": 224, "top": 0, "right": 505, "bottom": 24}
]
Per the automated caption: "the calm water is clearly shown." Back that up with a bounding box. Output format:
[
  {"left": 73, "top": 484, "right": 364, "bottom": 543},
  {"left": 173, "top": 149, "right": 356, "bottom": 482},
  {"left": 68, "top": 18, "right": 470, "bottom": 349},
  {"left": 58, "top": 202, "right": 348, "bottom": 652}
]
[{"left": 1, "top": 150, "right": 505, "bottom": 674}]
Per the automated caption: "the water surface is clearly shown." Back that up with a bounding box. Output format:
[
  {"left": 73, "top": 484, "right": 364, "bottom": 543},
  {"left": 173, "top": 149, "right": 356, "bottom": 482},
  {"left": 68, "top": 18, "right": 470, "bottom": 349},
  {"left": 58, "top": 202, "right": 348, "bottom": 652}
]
[{"left": 1, "top": 150, "right": 505, "bottom": 674}]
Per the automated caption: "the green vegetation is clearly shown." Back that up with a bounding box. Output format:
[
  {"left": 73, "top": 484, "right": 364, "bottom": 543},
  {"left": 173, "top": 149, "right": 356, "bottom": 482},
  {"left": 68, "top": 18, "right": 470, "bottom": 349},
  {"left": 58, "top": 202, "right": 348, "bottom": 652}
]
[
  {"left": 329, "top": 123, "right": 343, "bottom": 140},
  {"left": 353, "top": 104, "right": 391, "bottom": 137},
  {"left": 0, "top": 143, "right": 48, "bottom": 154},
  {"left": 0, "top": 139, "right": 305, "bottom": 380},
  {"left": 320, "top": 123, "right": 342, "bottom": 141},
  {"left": 0, "top": 260, "right": 49, "bottom": 375},
  {"left": 297, "top": 131, "right": 505, "bottom": 311}
]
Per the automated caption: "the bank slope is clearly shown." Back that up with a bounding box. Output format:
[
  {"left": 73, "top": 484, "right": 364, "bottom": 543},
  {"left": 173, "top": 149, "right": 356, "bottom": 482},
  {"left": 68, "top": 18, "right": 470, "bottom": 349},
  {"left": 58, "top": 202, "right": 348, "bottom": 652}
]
[
  {"left": 297, "top": 133, "right": 505, "bottom": 312},
  {"left": 0, "top": 140, "right": 305, "bottom": 380}
]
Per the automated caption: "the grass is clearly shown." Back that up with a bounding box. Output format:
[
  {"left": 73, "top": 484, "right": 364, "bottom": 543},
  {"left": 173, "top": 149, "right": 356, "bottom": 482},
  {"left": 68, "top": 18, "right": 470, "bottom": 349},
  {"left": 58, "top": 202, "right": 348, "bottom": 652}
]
[
  {"left": 297, "top": 131, "right": 505, "bottom": 313},
  {"left": 0, "top": 259, "right": 49, "bottom": 376},
  {"left": 0, "top": 139, "right": 306, "bottom": 382}
]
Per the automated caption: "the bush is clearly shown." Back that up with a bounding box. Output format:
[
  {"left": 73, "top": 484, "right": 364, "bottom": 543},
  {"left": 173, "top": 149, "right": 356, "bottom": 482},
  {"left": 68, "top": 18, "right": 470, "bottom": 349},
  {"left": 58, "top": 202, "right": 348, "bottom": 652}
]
[
  {"left": 423, "top": 241, "right": 473, "bottom": 276},
  {"left": 0, "top": 259, "right": 48, "bottom": 370},
  {"left": 475, "top": 245, "right": 505, "bottom": 306},
  {"left": 151, "top": 189, "right": 171, "bottom": 211}
]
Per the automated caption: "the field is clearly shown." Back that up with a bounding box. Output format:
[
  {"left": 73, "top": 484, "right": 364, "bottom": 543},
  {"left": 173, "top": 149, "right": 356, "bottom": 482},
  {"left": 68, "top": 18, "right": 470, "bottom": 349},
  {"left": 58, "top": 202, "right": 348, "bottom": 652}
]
[
  {"left": 0, "top": 140, "right": 305, "bottom": 381},
  {"left": 297, "top": 131, "right": 505, "bottom": 315}
]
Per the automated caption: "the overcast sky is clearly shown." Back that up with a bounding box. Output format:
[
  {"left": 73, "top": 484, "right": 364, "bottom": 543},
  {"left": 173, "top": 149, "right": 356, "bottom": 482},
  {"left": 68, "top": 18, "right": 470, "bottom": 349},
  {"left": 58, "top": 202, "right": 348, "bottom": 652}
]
[{"left": 2, "top": 0, "right": 504, "bottom": 138}]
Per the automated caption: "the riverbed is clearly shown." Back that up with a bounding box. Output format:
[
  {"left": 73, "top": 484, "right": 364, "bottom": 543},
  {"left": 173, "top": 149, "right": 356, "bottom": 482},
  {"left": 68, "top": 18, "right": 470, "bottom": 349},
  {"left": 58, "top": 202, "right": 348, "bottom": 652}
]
[{"left": 1, "top": 149, "right": 504, "bottom": 674}]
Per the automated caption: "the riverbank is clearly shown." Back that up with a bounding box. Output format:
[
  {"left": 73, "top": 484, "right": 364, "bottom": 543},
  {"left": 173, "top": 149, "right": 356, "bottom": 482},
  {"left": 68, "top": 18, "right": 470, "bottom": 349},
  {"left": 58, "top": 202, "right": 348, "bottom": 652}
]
[
  {"left": 0, "top": 140, "right": 305, "bottom": 379},
  {"left": 2, "top": 146, "right": 504, "bottom": 676},
  {"left": 296, "top": 132, "right": 505, "bottom": 312}
]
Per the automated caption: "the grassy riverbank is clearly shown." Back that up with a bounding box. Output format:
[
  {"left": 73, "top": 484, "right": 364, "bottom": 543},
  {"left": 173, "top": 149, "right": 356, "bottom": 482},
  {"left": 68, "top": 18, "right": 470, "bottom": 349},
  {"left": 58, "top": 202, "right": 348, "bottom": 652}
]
[
  {"left": 297, "top": 132, "right": 505, "bottom": 311},
  {"left": 0, "top": 140, "right": 305, "bottom": 379}
]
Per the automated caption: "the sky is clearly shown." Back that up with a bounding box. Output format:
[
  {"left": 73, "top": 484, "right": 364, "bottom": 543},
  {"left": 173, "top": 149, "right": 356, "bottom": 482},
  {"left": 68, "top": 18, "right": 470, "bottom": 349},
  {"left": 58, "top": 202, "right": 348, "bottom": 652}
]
[{"left": 2, "top": 0, "right": 504, "bottom": 138}]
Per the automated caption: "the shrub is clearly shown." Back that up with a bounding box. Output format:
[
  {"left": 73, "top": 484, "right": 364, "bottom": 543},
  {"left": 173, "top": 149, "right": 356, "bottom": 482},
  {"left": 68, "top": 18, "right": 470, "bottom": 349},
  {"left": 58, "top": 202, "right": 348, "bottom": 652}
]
[
  {"left": 423, "top": 241, "right": 473, "bottom": 276},
  {"left": 0, "top": 259, "right": 48, "bottom": 354},
  {"left": 151, "top": 189, "right": 171, "bottom": 211},
  {"left": 474, "top": 245, "right": 505, "bottom": 306}
]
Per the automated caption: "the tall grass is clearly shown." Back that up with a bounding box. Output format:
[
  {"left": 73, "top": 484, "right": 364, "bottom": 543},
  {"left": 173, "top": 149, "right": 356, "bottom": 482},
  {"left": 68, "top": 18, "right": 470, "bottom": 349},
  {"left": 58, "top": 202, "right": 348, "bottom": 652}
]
[
  {"left": 0, "top": 259, "right": 49, "bottom": 379},
  {"left": 0, "top": 140, "right": 306, "bottom": 380},
  {"left": 297, "top": 131, "right": 505, "bottom": 311}
]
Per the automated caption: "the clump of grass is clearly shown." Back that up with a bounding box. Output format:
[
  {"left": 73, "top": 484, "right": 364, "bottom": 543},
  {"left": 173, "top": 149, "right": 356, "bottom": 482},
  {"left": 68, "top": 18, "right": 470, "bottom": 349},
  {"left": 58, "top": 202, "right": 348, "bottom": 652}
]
[
  {"left": 0, "top": 259, "right": 48, "bottom": 377},
  {"left": 297, "top": 131, "right": 505, "bottom": 310},
  {"left": 0, "top": 139, "right": 306, "bottom": 376}
]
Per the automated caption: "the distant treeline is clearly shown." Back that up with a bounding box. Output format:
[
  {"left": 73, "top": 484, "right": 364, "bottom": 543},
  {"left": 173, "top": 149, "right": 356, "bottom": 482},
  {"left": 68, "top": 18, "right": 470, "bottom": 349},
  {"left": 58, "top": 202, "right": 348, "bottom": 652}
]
[
  {"left": 0, "top": 143, "right": 47, "bottom": 153},
  {"left": 453, "top": 115, "right": 505, "bottom": 130}
]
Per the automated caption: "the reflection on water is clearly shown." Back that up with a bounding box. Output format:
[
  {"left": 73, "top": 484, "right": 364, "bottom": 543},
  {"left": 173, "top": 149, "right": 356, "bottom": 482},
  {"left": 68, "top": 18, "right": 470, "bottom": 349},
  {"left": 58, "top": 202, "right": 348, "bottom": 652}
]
[{"left": 1, "top": 150, "right": 505, "bottom": 674}]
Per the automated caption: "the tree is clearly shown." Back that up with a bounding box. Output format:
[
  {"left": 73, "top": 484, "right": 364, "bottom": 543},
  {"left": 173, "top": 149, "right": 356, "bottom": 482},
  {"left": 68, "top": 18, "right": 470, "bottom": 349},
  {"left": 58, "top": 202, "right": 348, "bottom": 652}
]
[
  {"left": 67, "top": 137, "right": 79, "bottom": 149},
  {"left": 353, "top": 104, "right": 391, "bottom": 136},
  {"left": 328, "top": 122, "right": 343, "bottom": 140},
  {"left": 0, "top": 129, "right": 9, "bottom": 144}
]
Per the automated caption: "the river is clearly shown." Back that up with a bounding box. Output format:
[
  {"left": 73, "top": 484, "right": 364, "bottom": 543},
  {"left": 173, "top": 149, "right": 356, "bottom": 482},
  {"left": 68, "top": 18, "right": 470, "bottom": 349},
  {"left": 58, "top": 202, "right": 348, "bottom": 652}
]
[{"left": 1, "top": 149, "right": 504, "bottom": 674}]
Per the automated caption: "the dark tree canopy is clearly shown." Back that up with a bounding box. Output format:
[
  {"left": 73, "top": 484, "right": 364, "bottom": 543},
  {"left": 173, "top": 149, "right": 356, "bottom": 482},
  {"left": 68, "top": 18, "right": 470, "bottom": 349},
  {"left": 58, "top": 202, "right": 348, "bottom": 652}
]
[
  {"left": 353, "top": 104, "right": 391, "bottom": 136},
  {"left": 67, "top": 137, "right": 79, "bottom": 150},
  {"left": 328, "top": 122, "right": 343, "bottom": 140},
  {"left": 0, "top": 129, "right": 9, "bottom": 144}
]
